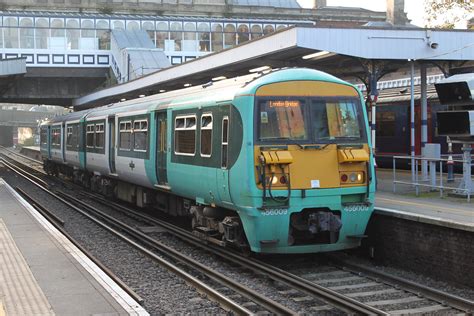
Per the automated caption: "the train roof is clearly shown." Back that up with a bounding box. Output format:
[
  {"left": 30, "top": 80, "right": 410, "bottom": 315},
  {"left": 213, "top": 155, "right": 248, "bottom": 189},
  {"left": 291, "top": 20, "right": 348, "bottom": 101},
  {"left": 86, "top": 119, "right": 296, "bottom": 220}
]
[
  {"left": 40, "top": 109, "right": 93, "bottom": 126},
  {"left": 46, "top": 68, "right": 359, "bottom": 123}
]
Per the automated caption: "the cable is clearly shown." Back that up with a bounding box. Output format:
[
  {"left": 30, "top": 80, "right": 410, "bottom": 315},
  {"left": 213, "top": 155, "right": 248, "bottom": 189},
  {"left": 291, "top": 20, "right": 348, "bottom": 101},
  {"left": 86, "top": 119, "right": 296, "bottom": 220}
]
[{"left": 268, "top": 165, "right": 291, "bottom": 203}]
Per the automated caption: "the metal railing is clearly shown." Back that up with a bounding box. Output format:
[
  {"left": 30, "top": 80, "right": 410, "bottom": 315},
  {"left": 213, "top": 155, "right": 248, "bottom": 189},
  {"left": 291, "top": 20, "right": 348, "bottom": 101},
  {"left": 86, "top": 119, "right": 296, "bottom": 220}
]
[{"left": 392, "top": 155, "right": 473, "bottom": 202}]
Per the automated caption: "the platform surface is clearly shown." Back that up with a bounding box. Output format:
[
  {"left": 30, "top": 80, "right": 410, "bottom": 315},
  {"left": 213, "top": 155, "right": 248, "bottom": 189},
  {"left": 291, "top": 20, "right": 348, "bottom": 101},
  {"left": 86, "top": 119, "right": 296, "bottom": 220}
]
[
  {"left": 0, "top": 178, "right": 148, "bottom": 316},
  {"left": 375, "top": 169, "right": 474, "bottom": 231}
]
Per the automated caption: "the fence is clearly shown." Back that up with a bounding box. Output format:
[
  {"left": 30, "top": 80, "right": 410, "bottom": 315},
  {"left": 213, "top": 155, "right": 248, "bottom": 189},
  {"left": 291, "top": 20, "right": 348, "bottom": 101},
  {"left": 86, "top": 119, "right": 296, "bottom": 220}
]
[{"left": 392, "top": 155, "right": 473, "bottom": 202}]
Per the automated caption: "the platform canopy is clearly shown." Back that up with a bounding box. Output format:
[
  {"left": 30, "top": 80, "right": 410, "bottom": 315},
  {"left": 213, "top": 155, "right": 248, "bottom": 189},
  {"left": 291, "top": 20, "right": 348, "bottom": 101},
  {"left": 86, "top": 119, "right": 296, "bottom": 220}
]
[{"left": 74, "top": 26, "right": 474, "bottom": 109}]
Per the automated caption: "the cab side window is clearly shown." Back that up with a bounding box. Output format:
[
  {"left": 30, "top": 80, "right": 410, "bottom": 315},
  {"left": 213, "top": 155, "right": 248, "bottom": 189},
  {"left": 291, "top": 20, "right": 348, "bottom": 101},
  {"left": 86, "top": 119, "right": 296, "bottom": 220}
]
[{"left": 200, "top": 114, "right": 212, "bottom": 157}]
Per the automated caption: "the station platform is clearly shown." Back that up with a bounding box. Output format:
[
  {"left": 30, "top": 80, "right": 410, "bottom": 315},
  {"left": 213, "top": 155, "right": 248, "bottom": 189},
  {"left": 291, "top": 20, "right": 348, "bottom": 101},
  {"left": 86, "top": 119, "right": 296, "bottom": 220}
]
[
  {"left": 0, "top": 178, "right": 148, "bottom": 316},
  {"left": 19, "top": 145, "right": 42, "bottom": 161},
  {"left": 375, "top": 169, "right": 473, "bottom": 232}
]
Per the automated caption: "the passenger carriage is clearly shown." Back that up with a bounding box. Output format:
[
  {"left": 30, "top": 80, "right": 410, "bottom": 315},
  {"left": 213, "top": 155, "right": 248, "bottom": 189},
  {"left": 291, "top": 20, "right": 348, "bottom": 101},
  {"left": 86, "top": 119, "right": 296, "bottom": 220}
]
[{"left": 40, "top": 68, "right": 376, "bottom": 254}]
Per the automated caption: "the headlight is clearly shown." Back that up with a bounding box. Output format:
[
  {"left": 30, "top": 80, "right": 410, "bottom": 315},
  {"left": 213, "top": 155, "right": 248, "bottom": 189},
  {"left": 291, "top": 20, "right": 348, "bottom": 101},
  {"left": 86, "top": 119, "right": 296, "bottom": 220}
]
[
  {"left": 340, "top": 172, "right": 364, "bottom": 184},
  {"left": 349, "top": 173, "right": 357, "bottom": 182},
  {"left": 266, "top": 176, "right": 279, "bottom": 185}
]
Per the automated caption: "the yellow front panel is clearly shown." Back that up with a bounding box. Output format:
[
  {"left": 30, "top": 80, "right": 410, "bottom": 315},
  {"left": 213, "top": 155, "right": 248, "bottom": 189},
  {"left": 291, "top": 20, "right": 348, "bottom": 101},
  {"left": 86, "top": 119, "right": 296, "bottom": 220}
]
[
  {"left": 287, "top": 145, "right": 340, "bottom": 189},
  {"left": 254, "top": 144, "right": 370, "bottom": 190},
  {"left": 256, "top": 81, "right": 359, "bottom": 97}
]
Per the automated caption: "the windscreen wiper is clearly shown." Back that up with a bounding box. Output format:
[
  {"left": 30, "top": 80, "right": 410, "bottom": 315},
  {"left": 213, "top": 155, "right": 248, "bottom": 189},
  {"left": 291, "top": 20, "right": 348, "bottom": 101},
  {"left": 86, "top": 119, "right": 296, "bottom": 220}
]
[{"left": 261, "top": 137, "right": 305, "bottom": 149}]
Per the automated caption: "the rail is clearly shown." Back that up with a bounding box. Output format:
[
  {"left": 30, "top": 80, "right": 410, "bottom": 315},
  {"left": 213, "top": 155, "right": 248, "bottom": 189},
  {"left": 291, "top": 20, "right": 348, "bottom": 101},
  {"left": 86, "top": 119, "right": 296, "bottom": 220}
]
[
  {"left": 392, "top": 155, "right": 473, "bottom": 202},
  {"left": 83, "top": 191, "right": 388, "bottom": 315}
]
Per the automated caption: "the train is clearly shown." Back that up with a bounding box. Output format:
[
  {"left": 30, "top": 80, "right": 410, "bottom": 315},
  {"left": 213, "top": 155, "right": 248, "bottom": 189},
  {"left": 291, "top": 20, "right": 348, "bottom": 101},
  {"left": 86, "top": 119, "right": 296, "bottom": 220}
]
[
  {"left": 40, "top": 68, "right": 376, "bottom": 254},
  {"left": 374, "top": 86, "right": 462, "bottom": 166}
]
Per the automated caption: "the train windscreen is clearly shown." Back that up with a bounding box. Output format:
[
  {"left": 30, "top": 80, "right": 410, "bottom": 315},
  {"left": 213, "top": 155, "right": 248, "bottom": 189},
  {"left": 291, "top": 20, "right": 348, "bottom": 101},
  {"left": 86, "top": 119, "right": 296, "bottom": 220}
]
[{"left": 256, "top": 97, "right": 366, "bottom": 144}]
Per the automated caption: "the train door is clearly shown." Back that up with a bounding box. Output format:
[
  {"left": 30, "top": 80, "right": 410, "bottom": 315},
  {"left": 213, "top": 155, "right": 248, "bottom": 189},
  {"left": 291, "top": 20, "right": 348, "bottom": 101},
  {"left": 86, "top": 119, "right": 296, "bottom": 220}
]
[
  {"left": 61, "top": 122, "right": 66, "bottom": 162},
  {"left": 43, "top": 126, "right": 51, "bottom": 159},
  {"left": 108, "top": 115, "right": 116, "bottom": 174},
  {"left": 216, "top": 116, "right": 232, "bottom": 203},
  {"left": 79, "top": 119, "right": 86, "bottom": 170},
  {"left": 155, "top": 111, "right": 168, "bottom": 185}
]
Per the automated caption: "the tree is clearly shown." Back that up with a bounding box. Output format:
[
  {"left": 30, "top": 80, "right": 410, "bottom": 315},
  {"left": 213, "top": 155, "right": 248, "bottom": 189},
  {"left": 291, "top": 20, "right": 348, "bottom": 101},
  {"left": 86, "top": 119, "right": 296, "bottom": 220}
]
[{"left": 424, "top": 0, "right": 474, "bottom": 29}]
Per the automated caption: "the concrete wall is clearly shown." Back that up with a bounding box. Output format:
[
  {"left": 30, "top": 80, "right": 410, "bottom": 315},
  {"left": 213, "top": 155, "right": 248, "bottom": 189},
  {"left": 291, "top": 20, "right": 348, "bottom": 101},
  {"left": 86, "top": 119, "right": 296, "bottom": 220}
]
[{"left": 360, "top": 213, "right": 474, "bottom": 287}]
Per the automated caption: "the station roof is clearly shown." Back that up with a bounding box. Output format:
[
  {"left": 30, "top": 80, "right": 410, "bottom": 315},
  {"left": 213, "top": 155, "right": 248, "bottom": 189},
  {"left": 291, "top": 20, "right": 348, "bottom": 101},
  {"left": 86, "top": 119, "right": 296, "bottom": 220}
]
[
  {"left": 2, "top": 10, "right": 311, "bottom": 24},
  {"left": 74, "top": 25, "right": 474, "bottom": 109}
]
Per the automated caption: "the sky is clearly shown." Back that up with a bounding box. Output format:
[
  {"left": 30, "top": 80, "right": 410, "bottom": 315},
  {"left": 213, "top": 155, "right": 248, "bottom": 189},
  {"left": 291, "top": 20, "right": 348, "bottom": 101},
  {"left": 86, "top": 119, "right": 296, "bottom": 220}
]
[{"left": 297, "top": 0, "right": 425, "bottom": 27}]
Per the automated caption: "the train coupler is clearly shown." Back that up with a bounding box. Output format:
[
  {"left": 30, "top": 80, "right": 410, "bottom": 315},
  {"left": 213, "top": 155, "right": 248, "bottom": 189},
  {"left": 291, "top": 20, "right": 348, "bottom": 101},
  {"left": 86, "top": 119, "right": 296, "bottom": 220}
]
[{"left": 289, "top": 208, "right": 342, "bottom": 245}]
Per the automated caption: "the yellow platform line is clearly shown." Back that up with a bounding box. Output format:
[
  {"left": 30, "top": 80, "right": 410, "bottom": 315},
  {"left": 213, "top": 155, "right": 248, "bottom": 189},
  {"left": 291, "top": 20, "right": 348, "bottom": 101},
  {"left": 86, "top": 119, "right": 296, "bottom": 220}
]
[
  {"left": 376, "top": 197, "right": 474, "bottom": 218},
  {"left": 0, "top": 300, "right": 5, "bottom": 316}
]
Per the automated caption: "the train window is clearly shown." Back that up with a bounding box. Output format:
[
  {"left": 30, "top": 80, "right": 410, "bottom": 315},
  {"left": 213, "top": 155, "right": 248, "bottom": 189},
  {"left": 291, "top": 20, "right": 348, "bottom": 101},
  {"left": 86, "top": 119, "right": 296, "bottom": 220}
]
[
  {"left": 40, "top": 128, "right": 48, "bottom": 145},
  {"left": 258, "top": 99, "right": 308, "bottom": 141},
  {"left": 119, "top": 121, "right": 132, "bottom": 151},
  {"left": 51, "top": 127, "right": 61, "bottom": 146},
  {"left": 72, "top": 125, "right": 79, "bottom": 149},
  {"left": 324, "top": 102, "right": 360, "bottom": 138},
  {"left": 66, "top": 126, "right": 73, "bottom": 147},
  {"left": 95, "top": 123, "right": 105, "bottom": 149},
  {"left": 200, "top": 114, "right": 212, "bottom": 157},
  {"left": 176, "top": 117, "right": 185, "bottom": 128},
  {"left": 376, "top": 112, "right": 396, "bottom": 137},
  {"left": 311, "top": 100, "right": 362, "bottom": 141},
  {"left": 66, "top": 124, "right": 79, "bottom": 149},
  {"left": 221, "top": 116, "right": 229, "bottom": 168},
  {"left": 175, "top": 115, "right": 196, "bottom": 155},
  {"left": 133, "top": 120, "right": 148, "bottom": 151},
  {"left": 86, "top": 124, "right": 95, "bottom": 148}
]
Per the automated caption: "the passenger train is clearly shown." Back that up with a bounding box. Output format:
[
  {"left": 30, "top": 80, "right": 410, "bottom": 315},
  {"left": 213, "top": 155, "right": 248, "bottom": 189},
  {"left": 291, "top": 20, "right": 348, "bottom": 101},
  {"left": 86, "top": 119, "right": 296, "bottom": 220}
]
[
  {"left": 40, "top": 68, "right": 376, "bottom": 254},
  {"left": 374, "top": 89, "right": 459, "bottom": 166}
]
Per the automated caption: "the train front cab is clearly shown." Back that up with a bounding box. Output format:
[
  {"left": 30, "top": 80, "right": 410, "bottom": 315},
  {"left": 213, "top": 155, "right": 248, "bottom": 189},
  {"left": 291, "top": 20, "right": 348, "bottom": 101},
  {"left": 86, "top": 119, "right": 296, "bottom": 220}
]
[{"left": 233, "top": 72, "right": 376, "bottom": 254}]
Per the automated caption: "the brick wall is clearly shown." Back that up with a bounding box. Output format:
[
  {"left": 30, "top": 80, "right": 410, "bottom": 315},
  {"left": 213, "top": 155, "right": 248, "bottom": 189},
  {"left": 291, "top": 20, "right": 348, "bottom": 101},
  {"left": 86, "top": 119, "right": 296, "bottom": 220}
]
[{"left": 360, "top": 213, "right": 474, "bottom": 287}]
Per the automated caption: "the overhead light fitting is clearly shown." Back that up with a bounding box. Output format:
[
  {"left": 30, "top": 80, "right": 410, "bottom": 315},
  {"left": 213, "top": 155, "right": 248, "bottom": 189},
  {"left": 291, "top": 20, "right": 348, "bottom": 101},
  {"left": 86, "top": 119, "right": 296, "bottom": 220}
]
[
  {"left": 249, "top": 66, "right": 271, "bottom": 73},
  {"left": 159, "top": 89, "right": 166, "bottom": 93},
  {"left": 184, "top": 83, "right": 192, "bottom": 87},
  {"left": 212, "top": 76, "right": 227, "bottom": 81},
  {"left": 302, "top": 51, "right": 335, "bottom": 60}
]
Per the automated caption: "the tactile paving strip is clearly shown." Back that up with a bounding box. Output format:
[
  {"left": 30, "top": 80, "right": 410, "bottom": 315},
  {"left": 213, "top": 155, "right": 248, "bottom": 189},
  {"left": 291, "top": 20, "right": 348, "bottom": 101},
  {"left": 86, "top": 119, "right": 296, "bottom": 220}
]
[{"left": 0, "top": 219, "right": 54, "bottom": 316}]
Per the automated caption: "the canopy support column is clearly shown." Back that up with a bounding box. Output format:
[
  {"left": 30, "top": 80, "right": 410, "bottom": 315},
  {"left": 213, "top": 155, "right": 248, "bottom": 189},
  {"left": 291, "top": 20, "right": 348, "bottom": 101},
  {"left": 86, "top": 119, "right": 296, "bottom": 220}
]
[
  {"left": 420, "top": 63, "right": 428, "bottom": 180},
  {"left": 410, "top": 61, "right": 416, "bottom": 184}
]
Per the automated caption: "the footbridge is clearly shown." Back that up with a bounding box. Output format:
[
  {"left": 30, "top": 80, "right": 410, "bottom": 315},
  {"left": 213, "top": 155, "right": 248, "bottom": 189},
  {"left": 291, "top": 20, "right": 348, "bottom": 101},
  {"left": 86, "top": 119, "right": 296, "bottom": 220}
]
[{"left": 0, "top": 108, "right": 58, "bottom": 128}]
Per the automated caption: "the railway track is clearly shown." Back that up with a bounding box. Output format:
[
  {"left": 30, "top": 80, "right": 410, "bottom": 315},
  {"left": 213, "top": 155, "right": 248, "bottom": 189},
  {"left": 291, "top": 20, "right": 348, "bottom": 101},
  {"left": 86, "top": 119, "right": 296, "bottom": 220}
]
[
  {"left": 275, "top": 256, "right": 474, "bottom": 315},
  {"left": 1, "top": 150, "right": 384, "bottom": 314},
  {"left": 0, "top": 146, "right": 45, "bottom": 172},
  {"left": 79, "top": 190, "right": 474, "bottom": 315},
  {"left": 2, "top": 149, "right": 473, "bottom": 315}
]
